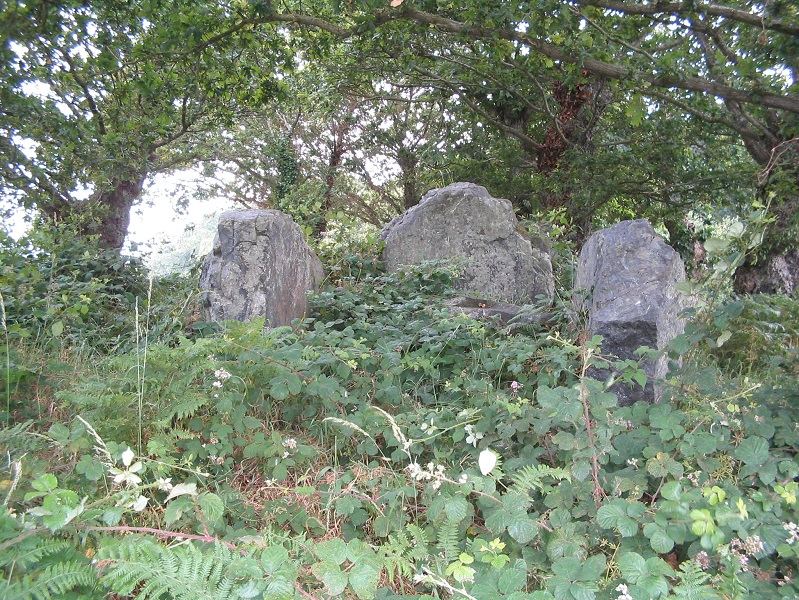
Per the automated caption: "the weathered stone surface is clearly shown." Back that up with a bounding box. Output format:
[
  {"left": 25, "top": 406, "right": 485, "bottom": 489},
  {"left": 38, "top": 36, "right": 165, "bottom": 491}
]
[
  {"left": 200, "top": 210, "right": 324, "bottom": 327},
  {"left": 575, "top": 219, "right": 689, "bottom": 406},
  {"left": 444, "top": 297, "right": 554, "bottom": 327},
  {"left": 379, "top": 183, "right": 554, "bottom": 304}
]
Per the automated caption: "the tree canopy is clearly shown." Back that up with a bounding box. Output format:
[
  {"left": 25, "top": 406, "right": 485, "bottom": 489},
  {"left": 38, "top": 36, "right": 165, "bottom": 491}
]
[{"left": 1, "top": 0, "right": 796, "bottom": 259}]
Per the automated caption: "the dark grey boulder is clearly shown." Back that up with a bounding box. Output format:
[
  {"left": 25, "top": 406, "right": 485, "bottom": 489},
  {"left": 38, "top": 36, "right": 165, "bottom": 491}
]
[
  {"left": 200, "top": 210, "right": 324, "bottom": 327},
  {"left": 575, "top": 219, "right": 690, "bottom": 405},
  {"left": 379, "top": 183, "right": 554, "bottom": 304}
]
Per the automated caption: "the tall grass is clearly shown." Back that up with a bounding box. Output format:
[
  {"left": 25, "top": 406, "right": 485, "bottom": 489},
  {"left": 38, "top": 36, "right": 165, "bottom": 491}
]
[
  {"left": 0, "top": 291, "right": 8, "bottom": 424},
  {"left": 135, "top": 275, "right": 154, "bottom": 454}
]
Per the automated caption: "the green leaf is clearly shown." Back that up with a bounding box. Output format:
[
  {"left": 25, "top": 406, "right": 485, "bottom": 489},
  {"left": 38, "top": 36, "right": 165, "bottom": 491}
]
[
  {"left": 733, "top": 436, "right": 769, "bottom": 466},
  {"left": 50, "top": 319, "right": 64, "bottom": 337},
  {"left": 445, "top": 493, "right": 470, "bottom": 522},
  {"left": 335, "top": 495, "right": 362, "bottom": 516},
  {"left": 498, "top": 561, "right": 528, "bottom": 593},
  {"left": 618, "top": 552, "right": 673, "bottom": 598},
  {"left": 164, "top": 496, "right": 193, "bottom": 526},
  {"left": 197, "top": 492, "right": 225, "bottom": 523},
  {"left": 643, "top": 523, "right": 675, "bottom": 554},
  {"left": 618, "top": 552, "right": 646, "bottom": 581},
  {"left": 31, "top": 473, "right": 58, "bottom": 493},
  {"left": 508, "top": 515, "right": 539, "bottom": 544},
  {"left": 626, "top": 94, "right": 646, "bottom": 126},
  {"left": 311, "top": 561, "right": 348, "bottom": 596},
  {"left": 348, "top": 561, "right": 380, "bottom": 599},
  {"left": 261, "top": 546, "right": 290, "bottom": 573},
  {"left": 703, "top": 237, "right": 731, "bottom": 254},
  {"left": 597, "top": 500, "right": 640, "bottom": 537},
  {"left": 272, "top": 462, "right": 288, "bottom": 481},
  {"left": 75, "top": 454, "right": 105, "bottom": 481},
  {"left": 315, "top": 538, "right": 348, "bottom": 565}
]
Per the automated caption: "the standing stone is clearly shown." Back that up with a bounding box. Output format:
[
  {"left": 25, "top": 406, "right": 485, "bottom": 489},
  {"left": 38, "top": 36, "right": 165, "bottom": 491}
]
[
  {"left": 200, "top": 210, "right": 324, "bottom": 327},
  {"left": 575, "top": 219, "right": 689, "bottom": 406},
  {"left": 379, "top": 183, "right": 554, "bottom": 304}
]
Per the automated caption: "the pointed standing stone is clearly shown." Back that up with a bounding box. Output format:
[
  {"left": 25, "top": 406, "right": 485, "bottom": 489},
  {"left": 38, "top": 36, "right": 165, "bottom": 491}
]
[
  {"left": 575, "top": 219, "right": 690, "bottom": 405},
  {"left": 200, "top": 210, "right": 324, "bottom": 327}
]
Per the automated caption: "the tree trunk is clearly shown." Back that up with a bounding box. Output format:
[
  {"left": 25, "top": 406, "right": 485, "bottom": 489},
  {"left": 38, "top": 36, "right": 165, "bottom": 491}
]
[
  {"left": 83, "top": 176, "right": 147, "bottom": 249},
  {"left": 315, "top": 100, "right": 358, "bottom": 237},
  {"left": 397, "top": 148, "right": 419, "bottom": 210},
  {"left": 733, "top": 139, "right": 799, "bottom": 294}
]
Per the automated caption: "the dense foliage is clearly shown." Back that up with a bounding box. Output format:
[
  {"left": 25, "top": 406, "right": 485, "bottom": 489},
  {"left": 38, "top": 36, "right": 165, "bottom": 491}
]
[
  {"left": 1, "top": 0, "right": 796, "bottom": 256},
  {"left": 1, "top": 223, "right": 798, "bottom": 598}
]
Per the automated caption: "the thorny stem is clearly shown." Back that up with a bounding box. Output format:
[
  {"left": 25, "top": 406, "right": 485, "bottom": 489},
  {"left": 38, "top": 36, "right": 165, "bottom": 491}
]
[
  {"left": 579, "top": 344, "right": 607, "bottom": 506},
  {"left": 86, "top": 525, "right": 237, "bottom": 550}
]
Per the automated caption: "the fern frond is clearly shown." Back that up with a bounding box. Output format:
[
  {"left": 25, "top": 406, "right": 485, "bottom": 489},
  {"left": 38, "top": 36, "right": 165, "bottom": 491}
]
[
  {"left": 0, "top": 559, "right": 98, "bottom": 600},
  {"left": 98, "top": 536, "right": 254, "bottom": 600},
  {"left": 511, "top": 464, "right": 571, "bottom": 495},
  {"left": 436, "top": 519, "right": 461, "bottom": 562},
  {"left": 162, "top": 394, "right": 209, "bottom": 422},
  {"left": 0, "top": 538, "right": 73, "bottom": 570},
  {"left": 406, "top": 523, "right": 432, "bottom": 562},
  {"left": 672, "top": 559, "right": 721, "bottom": 599}
]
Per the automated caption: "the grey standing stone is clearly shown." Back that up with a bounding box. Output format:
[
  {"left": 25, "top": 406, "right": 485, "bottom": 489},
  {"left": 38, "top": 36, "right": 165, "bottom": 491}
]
[
  {"left": 379, "top": 183, "right": 554, "bottom": 304},
  {"left": 575, "top": 219, "right": 689, "bottom": 405},
  {"left": 200, "top": 210, "right": 324, "bottom": 327}
]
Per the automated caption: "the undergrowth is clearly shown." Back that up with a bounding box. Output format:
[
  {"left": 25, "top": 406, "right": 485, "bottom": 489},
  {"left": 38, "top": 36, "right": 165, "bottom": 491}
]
[{"left": 1, "top": 231, "right": 798, "bottom": 599}]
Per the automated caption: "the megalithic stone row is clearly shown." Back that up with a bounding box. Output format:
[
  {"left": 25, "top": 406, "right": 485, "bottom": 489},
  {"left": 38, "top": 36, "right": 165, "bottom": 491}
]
[
  {"left": 379, "top": 182, "right": 555, "bottom": 304},
  {"left": 200, "top": 210, "right": 324, "bottom": 327},
  {"left": 575, "top": 219, "right": 691, "bottom": 406}
]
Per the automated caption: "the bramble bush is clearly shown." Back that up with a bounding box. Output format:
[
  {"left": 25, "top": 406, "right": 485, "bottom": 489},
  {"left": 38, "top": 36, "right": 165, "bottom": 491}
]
[{"left": 1, "top": 235, "right": 798, "bottom": 598}]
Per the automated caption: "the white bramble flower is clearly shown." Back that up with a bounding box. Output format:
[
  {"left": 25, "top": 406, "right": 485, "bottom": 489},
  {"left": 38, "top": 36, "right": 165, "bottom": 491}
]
[
  {"left": 464, "top": 424, "right": 484, "bottom": 447},
  {"left": 110, "top": 447, "right": 143, "bottom": 488},
  {"left": 406, "top": 462, "right": 446, "bottom": 486},
  {"left": 614, "top": 583, "right": 633, "bottom": 600},
  {"left": 784, "top": 522, "right": 799, "bottom": 545},
  {"left": 458, "top": 474, "right": 468, "bottom": 484},
  {"left": 121, "top": 447, "right": 136, "bottom": 467},
  {"left": 132, "top": 495, "right": 149, "bottom": 512},
  {"left": 283, "top": 438, "right": 298, "bottom": 450},
  {"left": 212, "top": 380, "right": 223, "bottom": 389},
  {"left": 214, "top": 368, "right": 232, "bottom": 381},
  {"left": 156, "top": 478, "right": 173, "bottom": 492}
]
